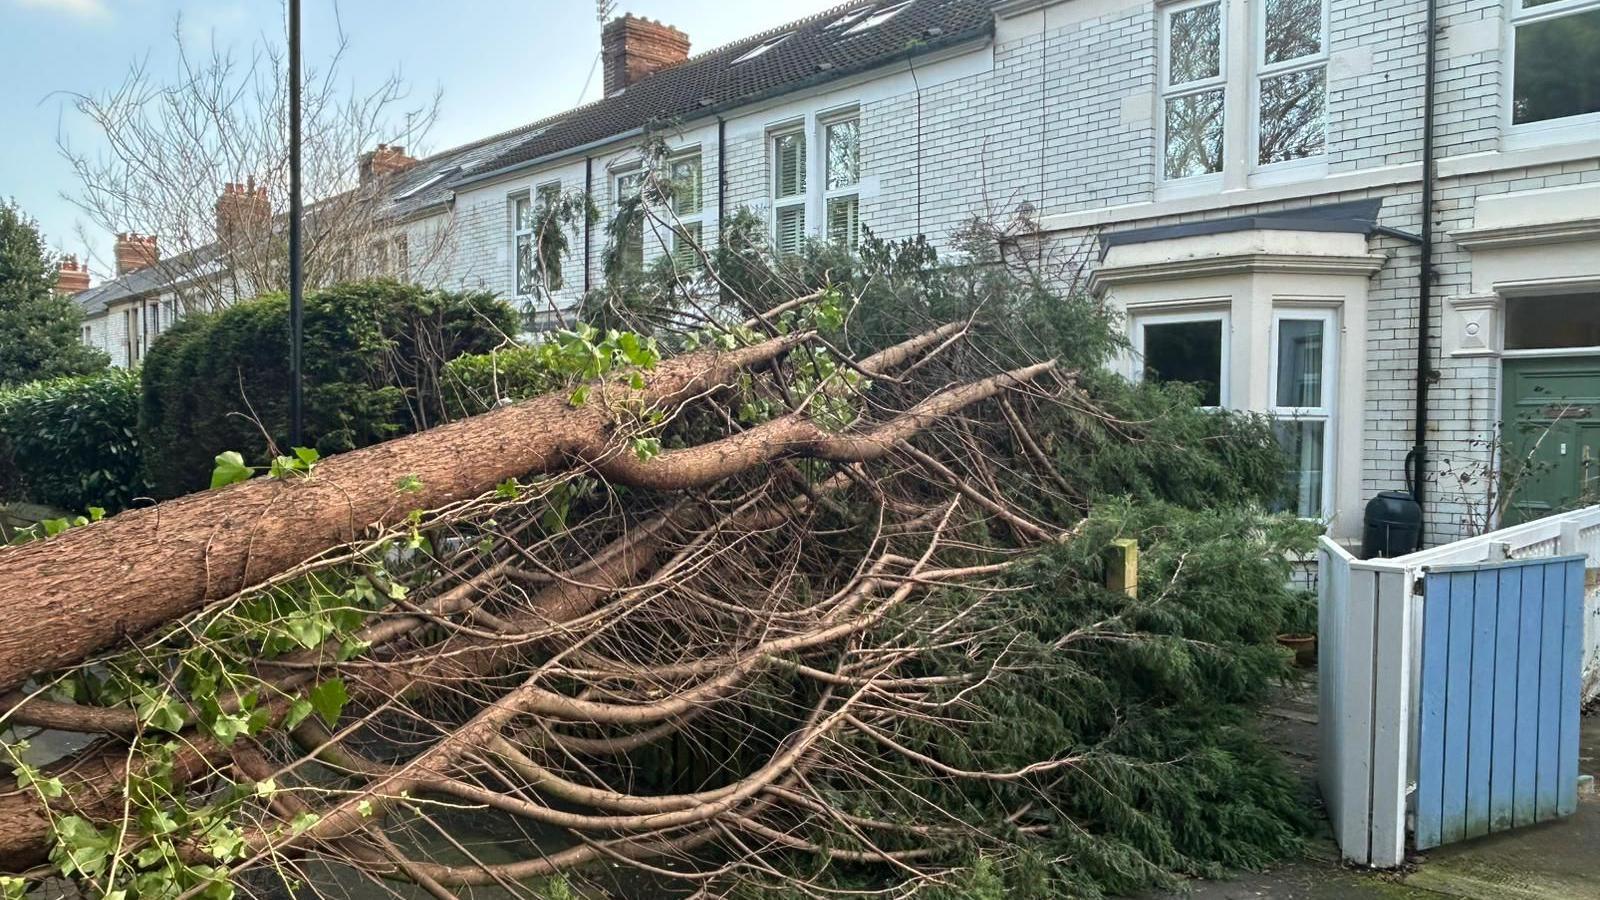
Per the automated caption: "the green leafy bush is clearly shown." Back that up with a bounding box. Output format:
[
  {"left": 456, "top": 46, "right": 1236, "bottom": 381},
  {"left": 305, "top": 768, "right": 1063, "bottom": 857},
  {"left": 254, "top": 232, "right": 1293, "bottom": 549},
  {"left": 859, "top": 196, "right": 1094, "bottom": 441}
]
[
  {"left": 139, "top": 281, "right": 517, "bottom": 498},
  {"left": 0, "top": 369, "right": 150, "bottom": 513}
]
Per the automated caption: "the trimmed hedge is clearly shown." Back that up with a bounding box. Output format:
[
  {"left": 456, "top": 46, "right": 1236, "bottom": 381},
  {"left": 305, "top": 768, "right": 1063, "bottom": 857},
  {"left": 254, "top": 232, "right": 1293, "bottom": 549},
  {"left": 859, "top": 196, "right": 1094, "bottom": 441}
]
[
  {"left": 0, "top": 369, "right": 151, "bottom": 513},
  {"left": 140, "top": 281, "right": 517, "bottom": 498}
]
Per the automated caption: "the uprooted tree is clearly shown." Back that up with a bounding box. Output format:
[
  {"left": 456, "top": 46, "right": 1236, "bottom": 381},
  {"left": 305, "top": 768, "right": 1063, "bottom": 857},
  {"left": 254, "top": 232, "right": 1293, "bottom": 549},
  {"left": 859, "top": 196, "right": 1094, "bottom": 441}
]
[{"left": 0, "top": 236, "right": 1313, "bottom": 899}]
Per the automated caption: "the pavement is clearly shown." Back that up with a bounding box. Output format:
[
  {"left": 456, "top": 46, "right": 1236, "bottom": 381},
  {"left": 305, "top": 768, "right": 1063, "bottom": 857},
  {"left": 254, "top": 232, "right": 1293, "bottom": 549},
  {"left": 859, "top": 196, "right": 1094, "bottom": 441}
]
[{"left": 1147, "top": 677, "right": 1600, "bottom": 900}]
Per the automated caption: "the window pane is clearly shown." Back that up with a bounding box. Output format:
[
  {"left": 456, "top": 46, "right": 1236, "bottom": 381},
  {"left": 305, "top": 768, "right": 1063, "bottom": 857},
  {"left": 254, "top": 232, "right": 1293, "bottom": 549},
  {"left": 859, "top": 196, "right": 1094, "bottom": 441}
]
[
  {"left": 826, "top": 119, "right": 860, "bottom": 189},
  {"left": 515, "top": 233, "right": 534, "bottom": 296},
  {"left": 774, "top": 133, "right": 806, "bottom": 199},
  {"left": 1513, "top": 8, "right": 1600, "bottom": 125},
  {"left": 672, "top": 222, "right": 703, "bottom": 269},
  {"left": 1258, "top": 67, "right": 1326, "bottom": 164},
  {"left": 1142, "top": 318, "right": 1224, "bottom": 406},
  {"left": 670, "top": 156, "right": 702, "bottom": 216},
  {"left": 1168, "top": 2, "right": 1222, "bottom": 85},
  {"left": 514, "top": 196, "right": 534, "bottom": 232},
  {"left": 1164, "top": 89, "right": 1225, "bottom": 178},
  {"left": 1274, "top": 419, "right": 1326, "bottom": 518},
  {"left": 620, "top": 172, "right": 643, "bottom": 200},
  {"left": 1275, "top": 318, "right": 1325, "bottom": 408},
  {"left": 1264, "top": 0, "right": 1322, "bottom": 65},
  {"left": 1505, "top": 293, "right": 1600, "bottom": 350},
  {"left": 827, "top": 195, "right": 860, "bottom": 249},
  {"left": 775, "top": 205, "right": 806, "bottom": 255}
]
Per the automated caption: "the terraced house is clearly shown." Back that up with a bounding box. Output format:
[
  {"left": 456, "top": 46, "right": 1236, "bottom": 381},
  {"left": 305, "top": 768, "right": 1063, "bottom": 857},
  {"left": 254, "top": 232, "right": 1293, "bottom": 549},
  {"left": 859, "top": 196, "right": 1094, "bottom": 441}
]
[{"left": 63, "top": 0, "right": 1600, "bottom": 547}]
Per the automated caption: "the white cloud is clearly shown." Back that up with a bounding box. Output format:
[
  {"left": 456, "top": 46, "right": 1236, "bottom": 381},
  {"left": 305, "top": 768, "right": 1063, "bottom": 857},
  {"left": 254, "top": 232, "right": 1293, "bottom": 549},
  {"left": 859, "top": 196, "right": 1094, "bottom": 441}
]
[{"left": 10, "top": 0, "right": 109, "bottom": 19}]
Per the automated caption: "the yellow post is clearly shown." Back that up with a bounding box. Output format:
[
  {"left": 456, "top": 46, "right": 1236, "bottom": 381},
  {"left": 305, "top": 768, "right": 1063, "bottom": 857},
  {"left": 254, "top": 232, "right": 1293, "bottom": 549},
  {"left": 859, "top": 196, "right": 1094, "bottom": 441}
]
[{"left": 1107, "top": 538, "right": 1138, "bottom": 598}]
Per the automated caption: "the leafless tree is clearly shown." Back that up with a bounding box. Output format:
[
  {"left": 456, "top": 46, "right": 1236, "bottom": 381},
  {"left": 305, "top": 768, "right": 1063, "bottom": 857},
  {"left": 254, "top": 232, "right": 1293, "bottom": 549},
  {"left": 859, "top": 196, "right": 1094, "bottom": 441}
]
[{"left": 59, "top": 14, "right": 448, "bottom": 312}]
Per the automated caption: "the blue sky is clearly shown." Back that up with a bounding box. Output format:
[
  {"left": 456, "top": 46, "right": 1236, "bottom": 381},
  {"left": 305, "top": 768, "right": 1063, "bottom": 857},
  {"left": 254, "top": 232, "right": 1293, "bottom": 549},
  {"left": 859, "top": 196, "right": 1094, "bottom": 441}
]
[{"left": 0, "top": 0, "right": 844, "bottom": 267}]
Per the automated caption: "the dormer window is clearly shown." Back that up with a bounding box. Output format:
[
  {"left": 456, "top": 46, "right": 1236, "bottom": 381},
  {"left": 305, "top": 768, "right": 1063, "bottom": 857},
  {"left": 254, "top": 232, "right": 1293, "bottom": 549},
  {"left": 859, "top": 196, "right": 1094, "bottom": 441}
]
[
  {"left": 734, "top": 33, "right": 791, "bottom": 64},
  {"left": 844, "top": 0, "right": 912, "bottom": 34}
]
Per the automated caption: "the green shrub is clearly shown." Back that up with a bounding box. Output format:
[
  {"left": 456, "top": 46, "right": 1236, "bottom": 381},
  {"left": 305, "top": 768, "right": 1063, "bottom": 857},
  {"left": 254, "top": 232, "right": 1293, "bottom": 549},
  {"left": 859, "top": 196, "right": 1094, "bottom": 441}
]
[
  {"left": 139, "top": 281, "right": 517, "bottom": 498},
  {"left": 0, "top": 369, "right": 150, "bottom": 513}
]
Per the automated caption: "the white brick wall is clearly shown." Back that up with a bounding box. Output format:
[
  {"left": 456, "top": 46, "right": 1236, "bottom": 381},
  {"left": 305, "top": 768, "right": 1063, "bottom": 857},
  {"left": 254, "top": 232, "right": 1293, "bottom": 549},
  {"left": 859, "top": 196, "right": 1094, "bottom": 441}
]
[{"left": 75, "top": 0, "right": 1596, "bottom": 549}]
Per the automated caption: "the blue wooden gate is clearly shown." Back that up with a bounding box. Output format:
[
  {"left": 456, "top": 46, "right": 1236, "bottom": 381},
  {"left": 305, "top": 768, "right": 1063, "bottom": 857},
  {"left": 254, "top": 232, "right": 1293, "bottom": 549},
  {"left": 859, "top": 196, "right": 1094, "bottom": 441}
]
[{"left": 1414, "top": 555, "right": 1585, "bottom": 850}]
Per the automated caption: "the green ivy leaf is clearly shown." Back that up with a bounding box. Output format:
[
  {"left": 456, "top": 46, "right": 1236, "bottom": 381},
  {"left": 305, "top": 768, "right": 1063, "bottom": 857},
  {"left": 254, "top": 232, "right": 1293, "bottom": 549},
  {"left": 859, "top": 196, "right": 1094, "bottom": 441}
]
[
  {"left": 210, "top": 451, "right": 253, "bottom": 489},
  {"left": 395, "top": 474, "right": 424, "bottom": 494},
  {"left": 283, "top": 698, "right": 315, "bottom": 731},
  {"left": 308, "top": 678, "right": 348, "bottom": 728}
]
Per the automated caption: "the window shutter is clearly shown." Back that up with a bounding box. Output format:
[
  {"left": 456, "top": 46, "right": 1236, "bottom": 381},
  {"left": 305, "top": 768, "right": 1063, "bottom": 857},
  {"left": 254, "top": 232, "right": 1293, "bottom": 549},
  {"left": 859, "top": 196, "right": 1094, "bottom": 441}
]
[
  {"left": 774, "top": 134, "right": 805, "bottom": 199},
  {"left": 826, "top": 197, "right": 859, "bottom": 248},
  {"left": 775, "top": 206, "right": 806, "bottom": 255}
]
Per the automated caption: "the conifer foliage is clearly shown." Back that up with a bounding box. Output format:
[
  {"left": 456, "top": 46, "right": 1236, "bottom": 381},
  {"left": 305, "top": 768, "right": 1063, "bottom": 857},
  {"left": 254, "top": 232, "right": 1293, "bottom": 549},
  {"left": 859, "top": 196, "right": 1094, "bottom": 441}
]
[
  {"left": 0, "top": 202, "right": 108, "bottom": 388},
  {"left": 0, "top": 223, "right": 1318, "bottom": 899}
]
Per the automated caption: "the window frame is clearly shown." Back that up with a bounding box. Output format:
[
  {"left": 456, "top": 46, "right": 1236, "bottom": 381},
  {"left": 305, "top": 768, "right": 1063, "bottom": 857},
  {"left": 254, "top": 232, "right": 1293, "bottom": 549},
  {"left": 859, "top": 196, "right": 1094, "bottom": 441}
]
[
  {"left": 1250, "top": 0, "right": 1330, "bottom": 173},
  {"left": 668, "top": 152, "right": 705, "bottom": 269},
  {"left": 822, "top": 114, "right": 862, "bottom": 250},
  {"left": 509, "top": 190, "right": 535, "bottom": 300},
  {"left": 613, "top": 168, "right": 646, "bottom": 271},
  {"left": 770, "top": 125, "right": 809, "bottom": 255},
  {"left": 1504, "top": 0, "right": 1600, "bottom": 149},
  {"left": 1131, "top": 308, "right": 1232, "bottom": 409},
  {"left": 1268, "top": 307, "right": 1338, "bottom": 520},
  {"left": 1158, "top": 0, "right": 1229, "bottom": 192}
]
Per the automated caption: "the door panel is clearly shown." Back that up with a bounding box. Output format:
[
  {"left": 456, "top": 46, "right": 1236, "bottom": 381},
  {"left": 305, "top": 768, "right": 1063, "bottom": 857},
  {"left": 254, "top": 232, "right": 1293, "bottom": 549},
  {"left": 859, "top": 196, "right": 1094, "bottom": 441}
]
[{"left": 1502, "top": 356, "right": 1600, "bottom": 525}]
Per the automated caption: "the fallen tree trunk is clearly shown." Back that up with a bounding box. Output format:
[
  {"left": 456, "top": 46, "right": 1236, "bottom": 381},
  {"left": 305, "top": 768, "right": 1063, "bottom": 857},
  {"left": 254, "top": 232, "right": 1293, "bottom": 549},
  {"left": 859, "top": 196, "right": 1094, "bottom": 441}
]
[{"left": 0, "top": 335, "right": 807, "bottom": 696}]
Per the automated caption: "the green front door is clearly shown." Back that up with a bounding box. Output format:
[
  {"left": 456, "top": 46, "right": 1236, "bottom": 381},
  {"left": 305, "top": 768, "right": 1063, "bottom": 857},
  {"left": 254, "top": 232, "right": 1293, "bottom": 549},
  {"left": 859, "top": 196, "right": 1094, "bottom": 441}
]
[{"left": 1502, "top": 356, "right": 1600, "bottom": 524}]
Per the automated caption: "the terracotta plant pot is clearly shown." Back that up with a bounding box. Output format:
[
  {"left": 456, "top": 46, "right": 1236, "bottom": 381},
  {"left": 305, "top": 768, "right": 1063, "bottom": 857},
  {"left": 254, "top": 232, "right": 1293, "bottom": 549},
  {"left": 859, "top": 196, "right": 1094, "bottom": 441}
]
[{"left": 1277, "top": 633, "right": 1317, "bottom": 668}]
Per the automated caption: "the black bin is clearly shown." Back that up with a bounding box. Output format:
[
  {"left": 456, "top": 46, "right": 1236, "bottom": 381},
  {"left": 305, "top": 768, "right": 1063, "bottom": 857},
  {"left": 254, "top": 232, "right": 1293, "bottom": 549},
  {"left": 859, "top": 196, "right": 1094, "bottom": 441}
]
[{"left": 1362, "top": 491, "right": 1422, "bottom": 559}]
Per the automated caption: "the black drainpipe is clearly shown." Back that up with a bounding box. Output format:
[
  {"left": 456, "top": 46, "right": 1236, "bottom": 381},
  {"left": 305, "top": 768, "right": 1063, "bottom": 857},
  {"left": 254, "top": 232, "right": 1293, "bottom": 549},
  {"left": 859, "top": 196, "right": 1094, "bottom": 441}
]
[
  {"left": 583, "top": 156, "right": 594, "bottom": 294},
  {"left": 716, "top": 116, "right": 727, "bottom": 244},
  {"left": 1406, "top": 0, "right": 1440, "bottom": 544}
]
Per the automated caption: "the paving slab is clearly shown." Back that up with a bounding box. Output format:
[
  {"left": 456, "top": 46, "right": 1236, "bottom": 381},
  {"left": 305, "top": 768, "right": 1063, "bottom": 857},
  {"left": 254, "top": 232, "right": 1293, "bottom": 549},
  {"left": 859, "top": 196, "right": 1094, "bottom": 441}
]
[{"left": 1147, "top": 684, "right": 1600, "bottom": 900}]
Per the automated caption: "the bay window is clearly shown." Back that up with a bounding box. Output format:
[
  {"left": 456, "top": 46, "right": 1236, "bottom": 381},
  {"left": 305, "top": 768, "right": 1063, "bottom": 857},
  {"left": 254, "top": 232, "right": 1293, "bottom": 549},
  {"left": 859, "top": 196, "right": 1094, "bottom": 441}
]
[
  {"left": 1270, "top": 310, "right": 1336, "bottom": 519},
  {"left": 1510, "top": 0, "right": 1600, "bottom": 132},
  {"left": 771, "top": 130, "right": 807, "bottom": 255},
  {"left": 824, "top": 117, "right": 861, "bottom": 249},
  {"left": 535, "top": 182, "right": 563, "bottom": 290},
  {"left": 1134, "top": 310, "right": 1229, "bottom": 407}
]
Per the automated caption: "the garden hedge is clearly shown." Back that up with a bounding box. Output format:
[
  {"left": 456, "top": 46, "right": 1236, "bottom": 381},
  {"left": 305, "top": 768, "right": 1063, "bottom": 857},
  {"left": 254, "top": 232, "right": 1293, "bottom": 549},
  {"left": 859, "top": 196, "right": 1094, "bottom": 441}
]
[
  {"left": 0, "top": 368, "right": 150, "bottom": 514},
  {"left": 139, "top": 280, "right": 517, "bottom": 498}
]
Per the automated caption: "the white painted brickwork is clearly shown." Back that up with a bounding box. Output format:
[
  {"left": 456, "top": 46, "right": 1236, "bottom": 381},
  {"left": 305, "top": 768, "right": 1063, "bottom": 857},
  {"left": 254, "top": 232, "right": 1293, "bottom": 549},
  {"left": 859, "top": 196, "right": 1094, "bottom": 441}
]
[{"left": 75, "top": 0, "right": 1599, "bottom": 548}]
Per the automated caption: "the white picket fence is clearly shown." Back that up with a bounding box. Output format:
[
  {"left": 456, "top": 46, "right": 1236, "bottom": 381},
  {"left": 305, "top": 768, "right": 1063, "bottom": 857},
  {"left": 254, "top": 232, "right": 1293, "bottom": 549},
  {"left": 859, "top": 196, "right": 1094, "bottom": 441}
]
[{"left": 1319, "top": 506, "right": 1600, "bottom": 867}]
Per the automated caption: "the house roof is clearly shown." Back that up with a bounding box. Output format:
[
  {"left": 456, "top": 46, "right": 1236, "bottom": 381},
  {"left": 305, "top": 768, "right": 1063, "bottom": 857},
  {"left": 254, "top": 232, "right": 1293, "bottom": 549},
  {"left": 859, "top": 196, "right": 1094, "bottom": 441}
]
[
  {"left": 455, "top": 0, "right": 996, "bottom": 184},
  {"left": 75, "top": 0, "right": 997, "bottom": 315}
]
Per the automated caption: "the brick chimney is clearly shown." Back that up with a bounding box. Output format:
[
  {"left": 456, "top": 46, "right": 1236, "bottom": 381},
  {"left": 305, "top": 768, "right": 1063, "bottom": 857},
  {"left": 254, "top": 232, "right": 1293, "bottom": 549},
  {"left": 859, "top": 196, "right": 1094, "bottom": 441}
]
[
  {"left": 114, "top": 233, "right": 160, "bottom": 277},
  {"left": 55, "top": 255, "right": 90, "bottom": 295},
  {"left": 602, "top": 15, "right": 690, "bottom": 97},
  {"left": 216, "top": 177, "right": 271, "bottom": 244},
  {"left": 359, "top": 143, "right": 419, "bottom": 185}
]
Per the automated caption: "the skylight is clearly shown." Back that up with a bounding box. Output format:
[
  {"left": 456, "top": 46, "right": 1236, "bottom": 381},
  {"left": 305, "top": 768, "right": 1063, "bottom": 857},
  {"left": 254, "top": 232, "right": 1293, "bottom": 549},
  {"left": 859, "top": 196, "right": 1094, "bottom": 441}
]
[
  {"left": 733, "top": 33, "right": 792, "bottom": 64},
  {"left": 394, "top": 170, "right": 453, "bottom": 201},
  {"left": 827, "top": 6, "right": 875, "bottom": 29},
  {"left": 844, "top": 0, "right": 913, "bottom": 34}
]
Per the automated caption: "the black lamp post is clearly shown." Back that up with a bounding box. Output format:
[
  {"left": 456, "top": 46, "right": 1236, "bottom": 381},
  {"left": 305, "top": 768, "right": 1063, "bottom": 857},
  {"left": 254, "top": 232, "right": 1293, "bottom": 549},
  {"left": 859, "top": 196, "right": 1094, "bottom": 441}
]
[{"left": 288, "top": 0, "right": 305, "bottom": 448}]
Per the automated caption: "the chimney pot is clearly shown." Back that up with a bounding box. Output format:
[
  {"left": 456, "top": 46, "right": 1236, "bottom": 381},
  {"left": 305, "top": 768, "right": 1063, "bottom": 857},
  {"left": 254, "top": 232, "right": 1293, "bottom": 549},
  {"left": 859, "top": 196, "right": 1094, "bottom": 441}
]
[
  {"left": 114, "top": 234, "right": 160, "bottom": 277},
  {"left": 216, "top": 177, "right": 271, "bottom": 245},
  {"left": 55, "top": 254, "right": 91, "bottom": 295},
  {"left": 602, "top": 14, "right": 690, "bottom": 97},
  {"left": 360, "top": 143, "right": 419, "bottom": 186}
]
